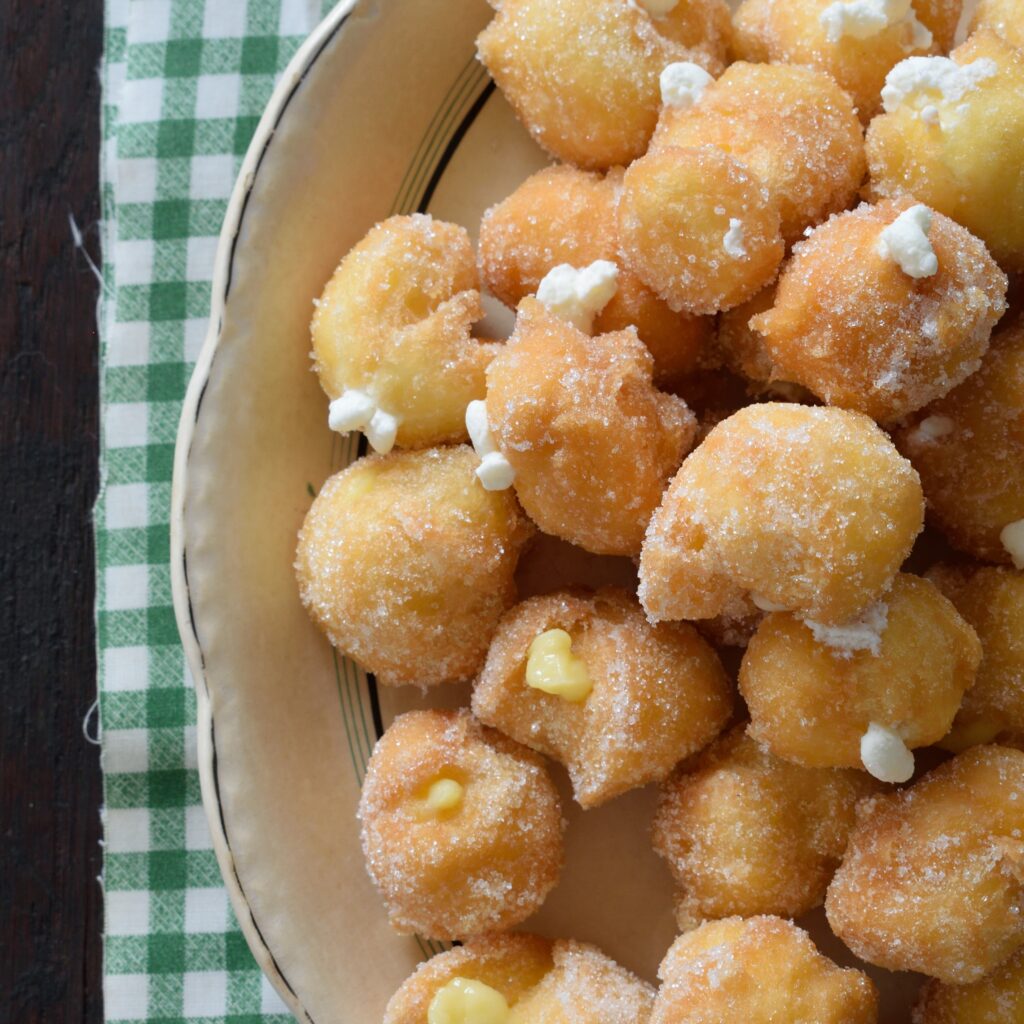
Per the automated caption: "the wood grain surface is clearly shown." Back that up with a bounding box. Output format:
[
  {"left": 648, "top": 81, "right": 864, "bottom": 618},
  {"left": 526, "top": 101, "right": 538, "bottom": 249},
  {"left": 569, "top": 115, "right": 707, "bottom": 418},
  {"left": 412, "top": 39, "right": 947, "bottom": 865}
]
[{"left": 0, "top": 1, "right": 104, "bottom": 1020}]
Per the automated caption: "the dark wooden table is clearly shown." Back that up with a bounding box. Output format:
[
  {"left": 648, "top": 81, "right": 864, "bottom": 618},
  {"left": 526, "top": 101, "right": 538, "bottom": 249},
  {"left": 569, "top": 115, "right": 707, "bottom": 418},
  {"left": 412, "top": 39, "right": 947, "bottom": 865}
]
[{"left": 1, "top": 1, "right": 105, "bottom": 1020}]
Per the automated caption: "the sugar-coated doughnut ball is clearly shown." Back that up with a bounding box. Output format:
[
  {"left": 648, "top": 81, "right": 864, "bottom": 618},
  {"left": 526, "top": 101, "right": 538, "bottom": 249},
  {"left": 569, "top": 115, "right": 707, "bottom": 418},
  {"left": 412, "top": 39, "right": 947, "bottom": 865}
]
[
  {"left": 895, "top": 316, "right": 1024, "bottom": 563},
  {"left": 914, "top": 946, "right": 1024, "bottom": 1024},
  {"left": 359, "top": 710, "right": 564, "bottom": 939},
  {"left": 312, "top": 214, "right": 497, "bottom": 450},
  {"left": 652, "top": 727, "right": 880, "bottom": 927},
  {"left": 478, "top": 165, "right": 711, "bottom": 387},
  {"left": 653, "top": 916, "right": 878, "bottom": 1024},
  {"left": 715, "top": 285, "right": 778, "bottom": 385},
  {"left": 385, "top": 932, "right": 655, "bottom": 1024},
  {"left": 486, "top": 298, "right": 697, "bottom": 556},
  {"left": 751, "top": 200, "right": 1007, "bottom": 422},
  {"left": 970, "top": 0, "right": 1024, "bottom": 51},
  {"left": 866, "top": 32, "right": 1024, "bottom": 272},
  {"left": 477, "top": 0, "right": 730, "bottom": 170},
  {"left": 826, "top": 744, "right": 1024, "bottom": 983},
  {"left": 295, "top": 447, "right": 533, "bottom": 687},
  {"left": 473, "top": 587, "right": 733, "bottom": 807},
  {"left": 739, "top": 573, "right": 981, "bottom": 774},
  {"left": 928, "top": 565, "right": 1024, "bottom": 751},
  {"left": 618, "top": 146, "right": 785, "bottom": 316},
  {"left": 650, "top": 62, "right": 865, "bottom": 245},
  {"left": 732, "top": 0, "right": 952, "bottom": 122},
  {"left": 639, "top": 403, "right": 924, "bottom": 626}
]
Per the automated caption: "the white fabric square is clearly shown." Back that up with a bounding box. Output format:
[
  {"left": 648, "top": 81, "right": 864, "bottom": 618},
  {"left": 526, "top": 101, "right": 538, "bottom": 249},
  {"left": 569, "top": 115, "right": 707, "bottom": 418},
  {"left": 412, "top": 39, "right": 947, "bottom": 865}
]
[
  {"left": 107, "top": 0, "right": 130, "bottom": 29},
  {"left": 203, "top": 3, "right": 248, "bottom": 38},
  {"left": 107, "top": 321, "right": 150, "bottom": 367},
  {"left": 279, "top": 0, "right": 323, "bottom": 36},
  {"left": 104, "top": 728, "right": 149, "bottom": 774},
  {"left": 105, "top": 973, "right": 149, "bottom": 1020},
  {"left": 104, "top": 646, "right": 149, "bottom": 693},
  {"left": 195, "top": 73, "right": 242, "bottom": 120},
  {"left": 105, "top": 402, "right": 148, "bottom": 449},
  {"left": 120, "top": 78, "right": 164, "bottom": 124},
  {"left": 127, "top": 0, "right": 172, "bottom": 44},
  {"left": 105, "top": 483, "right": 149, "bottom": 530},
  {"left": 261, "top": 973, "right": 292, "bottom": 1014},
  {"left": 183, "top": 317, "right": 209, "bottom": 362},
  {"left": 106, "top": 891, "right": 150, "bottom": 936},
  {"left": 117, "top": 158, "right": 159, "bottom": 204},
  {"left": 185, "top": 887, "right": 229, "bottom": 933},
  {"left": 183, "top": 971, "right": 228, "bottom": 1017},
  {"left": 190, "top": 154, "right": 236, "bottom": 200},
  {"left": 105, "top": 808, "right": 151, "bottom": 854},
  {"left": 186, "top": 236, "right": 219, "bottom": 282},
  {"left": 183, "top": 725, "right": 198, "bottom": 770},
  {"left": 185, "top": 803, "right": 213, "bottom": 851},
  {"left": 115, "top": 239, "right": 155, "bottom": 286},
  {"left": 105, "top": 565, "right": 149, "bottom": 611}
]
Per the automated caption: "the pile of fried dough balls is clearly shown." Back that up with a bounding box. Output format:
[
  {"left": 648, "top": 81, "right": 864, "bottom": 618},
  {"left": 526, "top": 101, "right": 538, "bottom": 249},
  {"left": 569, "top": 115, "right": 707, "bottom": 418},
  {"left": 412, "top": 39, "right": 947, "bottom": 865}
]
[{"left": 294, "top": 0, "right": 1024, "bottom": 1018}]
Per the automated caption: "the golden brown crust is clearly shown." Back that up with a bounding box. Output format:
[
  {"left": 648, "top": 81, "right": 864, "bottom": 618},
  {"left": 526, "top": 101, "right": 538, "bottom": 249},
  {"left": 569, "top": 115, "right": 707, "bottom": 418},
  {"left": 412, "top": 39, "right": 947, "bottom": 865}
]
[{"left": 913, "top": 946, "right": 1024, "bottom": 1024}]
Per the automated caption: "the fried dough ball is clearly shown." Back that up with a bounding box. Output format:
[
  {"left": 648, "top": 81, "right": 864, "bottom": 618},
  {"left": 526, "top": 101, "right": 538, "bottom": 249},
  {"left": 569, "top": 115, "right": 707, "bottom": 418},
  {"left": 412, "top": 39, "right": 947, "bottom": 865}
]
[
  {"left": 638, "top": 403, "right": 924, "bottom": 626},
  {"left": 650, "top": 62, "right": 865, "bottom": 245},
  {"left": 826, "top": 744, "right": 1024, "bottom": 983},
  {"left": 478, "top": 165, "right": 711, "bottom": 387},
  {"left": 739, "top": 574, "right": 981, "bottom": 778},
  {"left": 866, "top": 31, "right": 1024, "bottom": 272},
  {"left": 476, "top": 0, "right": 730, "bottom": 170},
  {"left": 295, "top": 447, "right": 533, "bottom": 687},
  {"left": 652, "top": 727, "right": 880, "bottom": 927},
  {"left": 311, "top": 214, "right": 497, "bottom": 451},
  {"left": 358, "top": 710, "right": 564, "bottom": 939},
  {"left": 715, "top": 285, "right": 778, "bottom": 385},
  {"left": 895, "top": 317, "right": 1024, "bottom": 563},
  {"left": 653, "top": 916, "right": 878, "bottom": 1024},
  {"left": 384, "top": 932, "right": 655, "bottom": 1024},
  {"left": 473, "top": 587, "right": 733, "bottom": 807},
  {"left": 618, "top": 146, "right": 785, "bottom": 316},
  {"left": 928, "top": 565, "right": 1024, "bottom": 751},
  {"left": 970, "top": 0, "right": 1024, "bottom": 51},
  {"left": 751, "top": 200, "right": 1007, "bottom": 422},
  {"left": 913, "top": 946, "right": 1024, "bottom": 1024},
  {"left": 732, "top": 0, "right": 952, "bottom": 122},
  {"left": 485, "top": 298, "right": 697, "bottom": 556}
]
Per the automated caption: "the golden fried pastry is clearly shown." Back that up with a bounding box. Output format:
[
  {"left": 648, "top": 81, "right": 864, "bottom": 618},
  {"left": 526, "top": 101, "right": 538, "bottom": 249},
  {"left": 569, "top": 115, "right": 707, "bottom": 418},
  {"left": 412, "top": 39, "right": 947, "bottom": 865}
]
[
  {"left": 653, "top": 916, "right": 878, "bottom": 1024},
  {"left": 485, "top": 298, "right": 697, "bottom": 556},
  {"left": 384, "top": 932, "right": 655, "bottom": 1024},
  {"left": 970, "top": 0, "right": 1024, "bottom": 51},
  {"left": 866, "top": 31, "right": 1024, "bottom": 271},
  {"left": 895, "top": 316, "right": 1024, "bottom": 563},
  {"left": 739, "top": 573, "right": 981, "bottom": 780},
  {"left": 695, "top": 592, "right": 764, "bottom": 649},
  {"left": 732, "top": 0, "right": 953, "bottom": 122},
  {"left": 618, "top": 146, "right": 785, "bottom": 315},
  {"left": 650, "top": 62, "right": 865, "bottom": 244},
  {"left": 478, "top": 165, "right": 711, "bottom": 387},
  {"left": 652, "top": 727, "right": 880, "bottom": 927},
  {"left": 639, "top": 403, "right": 924, "bottom": 625},
  {"left": 312, "top": 214, "right": 497, "bottom": 452},
  {"left": 826, "top": 744, "right": 1024, "bottom": 983},
  {"left": 295, "top": 447, "right": 533, "bottom": 687},
  {"left": 473, "top": 587, "right": 733, "bottom": 807},
  {"left": 715, "top": 285, "right": 778, "bottom": 386},
  {"left": 928, "top": 564, "right": 1024, "bottom": 751},
  {"left": 359, "top": 710, "right": 564, "bottom": 939},
  {"left": 751, "top": 200, "right": 1007, "bottom": 422},
  {"left": 913, "top": 946, "right": 1024, "bottom": 1024},
  {"left": 477, "top": 0, "right": 730, "bottom": 170}
]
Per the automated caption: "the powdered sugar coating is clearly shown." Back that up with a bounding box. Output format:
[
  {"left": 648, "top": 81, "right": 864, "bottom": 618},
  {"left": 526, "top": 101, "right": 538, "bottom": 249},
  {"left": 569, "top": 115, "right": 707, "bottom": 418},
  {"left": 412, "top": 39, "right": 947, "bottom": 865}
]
[
  {"left": 914, "top": 945, "right": 1024, "bottom": 1023},
  {"left": 653, "top": 727, "right": 880, "bottom": 927},
  {"left": 486, "top": 299, "right": 697, "bottom": 556},
  {"left": 895, "top": 316, "right": 1024, "bottom": 563},
  {"left": 476, "top": 0, "right": 730, "bottom": 169},
  {"left": 649, "top": 61, "right": 865, "bottom": 244},
  {"left": 752, "top": 199, "right": 1007, "bottom": 423},
  {"left": 653, "top": 916, "right": 878, "bottom": 1023},
  {"left": 618, "top": 146, "right": 784, "bottom": 316},
  {"left": 295, "top": 446, "right": 534, "bottom": 688},
  {"left": 638, "top": 403, "right": 924, "bottom": 625},
  {"left": 825, "top": 745, "right": 1024, "bottom": 983},
  {"left": 740, "top": 573, "right": 980, "bottom": 768},
  {"left": 478, "top": 164, "right": 711, "bottom": 388},
  {"left": 311, "top": 214, "right": 498, "bottom": 449},
  {"left": 473, "top": 587, "right": 733, "bottom": 807},
  {"left": 359, "top": 710, "right": 564, "bottom": 940}
]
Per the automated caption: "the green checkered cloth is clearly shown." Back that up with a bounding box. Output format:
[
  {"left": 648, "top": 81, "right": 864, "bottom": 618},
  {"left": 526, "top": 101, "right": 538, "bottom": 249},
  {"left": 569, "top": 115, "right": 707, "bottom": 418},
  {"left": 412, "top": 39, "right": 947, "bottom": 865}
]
[{"left": 98, "top": 2, "right": 333, "bottom": 1020}]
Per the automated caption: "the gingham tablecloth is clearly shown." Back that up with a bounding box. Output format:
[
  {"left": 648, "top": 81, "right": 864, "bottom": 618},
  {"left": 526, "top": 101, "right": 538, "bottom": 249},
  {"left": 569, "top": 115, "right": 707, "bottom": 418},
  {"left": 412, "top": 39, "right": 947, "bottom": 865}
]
[{"left": 98, "top": 3, "right": 333, "bottom": 1020}]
